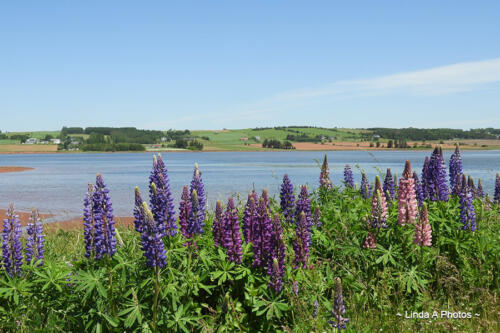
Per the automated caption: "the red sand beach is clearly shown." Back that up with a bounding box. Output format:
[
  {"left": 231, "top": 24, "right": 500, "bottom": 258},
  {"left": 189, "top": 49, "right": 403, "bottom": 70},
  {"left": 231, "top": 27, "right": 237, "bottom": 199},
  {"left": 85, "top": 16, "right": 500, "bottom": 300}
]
[
  {"left": 0, "top": 208, "right": 135, "bottom": 232},
  {"left": 0, "top": 166, "right": 34, "bottom": 173}
]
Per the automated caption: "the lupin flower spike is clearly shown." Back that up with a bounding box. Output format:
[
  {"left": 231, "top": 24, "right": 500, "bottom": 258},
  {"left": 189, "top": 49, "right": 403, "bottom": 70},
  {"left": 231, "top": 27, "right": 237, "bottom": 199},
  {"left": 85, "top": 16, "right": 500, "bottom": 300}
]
[
  {"left": 383, "top": 168, "right": 395, "bottom": 201},
  {"left": 413, "top": 203, "right": 432, "bottom": 246},
  {"left": 343, "top": 165, "right": 354, "bottom": 188},
  {"left": 2, "top": 204, "right": 23, "bottom": 276},
  {"left": 319, "top": 154, "right": 332, "bottom": 190},
  {"left": 178, "top": 186, "right": 192, "bottom": 238},
  {"left": 328, "top": 277, "right": 349, "bottom": 330},
  {"left": 371, "top": 176, "right": 388, "bottom": 228},
  {"left": 280, "top": 174, "right": 295, "bottom": 223},
  {"left": 25, "top": 209, "right": 45, "bottom": 266},
  {"left": 221, "top": 197, "right": 242, "bottom": 264},
  {"left": 398, "top": 160, "right": 418, "bottom": 226},
  {"left": 212, "top": 200, "right": 223, "bottom": 247}
]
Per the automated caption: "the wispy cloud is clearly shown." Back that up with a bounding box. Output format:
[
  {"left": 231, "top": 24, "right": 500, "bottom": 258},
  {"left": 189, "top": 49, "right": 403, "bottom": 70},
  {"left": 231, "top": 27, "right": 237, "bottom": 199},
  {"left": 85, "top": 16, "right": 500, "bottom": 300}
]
[
  {"left": 275, "top": 58, "right": 500, "bottom": 101},
  {"left": 145, "top": 58, "right": 500, "bottom": 129}
]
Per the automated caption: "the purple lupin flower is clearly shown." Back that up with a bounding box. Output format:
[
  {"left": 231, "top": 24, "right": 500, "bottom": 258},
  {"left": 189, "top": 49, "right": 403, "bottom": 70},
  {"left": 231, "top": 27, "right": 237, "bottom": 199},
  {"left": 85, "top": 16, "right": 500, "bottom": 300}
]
[
  {"left": 25, "top": 209, "right": 44, "bottom": 266},
  {"left": 328, "top": 277, "right": 349, "bottom": 330},
  {"left": 421, "top": 156, "right": 432, "bottom": 200},
  {"left": 190, "top": 163, "right": 206, "bottom": 226},
  {"left": 92, "top": 173, "right": 117, "bottom": 260},
  {"left": 243, "top": 191, "right": 258, "bottom": 243},
  {"left": 467, "top": 176, "right": 477, "bottom": 199},
  {"left": 221, "top": 197, "right": 242, "bottom": 264},
  {"left": 295, "top": 186, "right": 312, "bottom": 232},
  {"left": 2, "top": 204, "right": 23, "bottom": 277},
  {"left": 178, "top": 186, "right": 191, "bottom": 238},
  {"left": 413, "top": 171, "right": 424, "bottom": 207},
  {"left": 360, "top": 172, "right": 372, "bottom": 199},
  {"left": 292, "top": 281, "right": 299, "bottom": 296},
  {"left": 293, "top": 211, "right": 311, "bottom": 269},
  {"left": 495, "top": 174, "right": 500, "bottom": 204},
  {"left": 261, "top": 189, "right": 270, "bottom": 209},
  {"left": 133, "top": 187, "right": 145, "bottom": 233},
  {"left": 149, "top": 154, "right": 177, "bottom": 237},
  {"left": 449, "top": 145, "right": 463, "bottom": 190},
  {"left": 187, "top": 190, "right": 204, "bottom": 237},
  {"left": 312, "top": 207, "right": 321, "bottom": 227},
  {"left": 280, "top": 174, "right": 295, "bottom": 223},
  {"left": 252, "top": 198, "right": 272, "bottom": 269},
  {"left": 313, "top": 300, "right": 319, "bottom": 318},
  {"left": 212, "top": 200, "right": 223, "bottom": 247},
  {"left": 319, "top": 154, "right": 332, "bottom": 190},
  {"left": 138, "top": 202, "right": 167, "bottom": 268},
  {"left": 429, "top": 147, "right": 449, "bottom": 201},
  {"left": 83, "top": 183, "right": 95, "bottom": 258},
  {"left": 383, "top": 168, "right": 395, "bottom": 201},
  {"left": 267, "top": 213, "right": 285, "bottom": 293},
  {"left": 459, "top": 174, "right": 476, "bottom": 231},
  {"left": 343, "top": 165, "right": 354, "bottom": 188},
  {"left": 452, "top": 173, "right": 463, "bottom": 196},
  {"left": 477, "top": 179, "right": 485, "bottom": 199}
]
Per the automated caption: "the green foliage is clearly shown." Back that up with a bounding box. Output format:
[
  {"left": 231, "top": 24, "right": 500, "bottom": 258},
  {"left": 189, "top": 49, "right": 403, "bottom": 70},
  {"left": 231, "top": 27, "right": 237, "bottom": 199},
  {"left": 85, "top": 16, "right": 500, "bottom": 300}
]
[
  {"left": 262, "top": 138, "right": 295, "bottom": 149},
  {"left": 81, "top": 143, "right": 145, "bottom": 152},
  {"left": 171, "top": 138, "right": 204, "bottom": 150},
  {"left": 0, "top": 187, "right": 498, "bottom": 331},
  {"left": 368, "top": 127, "right": 500, "bottom": 141}
]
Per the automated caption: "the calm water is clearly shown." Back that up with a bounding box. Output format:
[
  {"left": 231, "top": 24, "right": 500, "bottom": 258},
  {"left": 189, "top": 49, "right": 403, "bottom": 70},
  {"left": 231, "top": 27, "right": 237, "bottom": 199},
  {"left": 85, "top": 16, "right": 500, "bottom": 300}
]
[{"left": 1, "top": 150, "right": 499, "bottom": 221}]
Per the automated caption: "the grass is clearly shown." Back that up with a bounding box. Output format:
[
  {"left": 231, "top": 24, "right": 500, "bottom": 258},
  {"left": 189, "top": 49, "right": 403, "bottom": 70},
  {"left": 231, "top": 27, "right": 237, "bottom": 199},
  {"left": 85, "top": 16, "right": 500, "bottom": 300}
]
[
  {"left": 6, "top": 131, "right": 60, "bottom": 139},
  {"left": 193, "top": 127, "right": 364, "bottom": 151},
  {"left": 0, "top": 139, "right": 20, "bottom": 145}
]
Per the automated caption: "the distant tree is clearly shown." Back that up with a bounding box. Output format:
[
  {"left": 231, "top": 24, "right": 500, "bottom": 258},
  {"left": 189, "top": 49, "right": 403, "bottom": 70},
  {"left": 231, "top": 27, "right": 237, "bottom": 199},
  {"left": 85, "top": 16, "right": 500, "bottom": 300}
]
[
  {"left": 387, "top": 140, "right": 393, "bottom": 148},
  {"left": 174, "top": 138, "right": 188, "bottom": 149},
  {"left": 87, "top": 132, "right": 106, "bottom": 144},
  {"left": 10, "top": 134, "right": 29, "bottom": 143}
]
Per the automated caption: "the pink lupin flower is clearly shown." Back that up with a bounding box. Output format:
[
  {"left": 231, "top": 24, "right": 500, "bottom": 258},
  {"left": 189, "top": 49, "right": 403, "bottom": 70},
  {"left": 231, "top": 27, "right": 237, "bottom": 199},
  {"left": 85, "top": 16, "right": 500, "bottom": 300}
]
[
  {"left": 363, "top": 233, "right": 376, "bottom": 249},
  {"left": 413, "top": 203, "right": 432, "bottom": 246},
  {"left": 398, "top": 160, "right": 418, "bottom": 226},
  {"left": 370, "top": 176, "right": 388, "bottom": 229}
]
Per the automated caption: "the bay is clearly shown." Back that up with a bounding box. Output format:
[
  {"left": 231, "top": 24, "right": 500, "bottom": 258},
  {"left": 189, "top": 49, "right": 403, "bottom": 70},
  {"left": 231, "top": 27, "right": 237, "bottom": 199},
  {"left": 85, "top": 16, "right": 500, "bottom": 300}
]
[{"left": 0, "top": 150, "right": 498, "bottom": 221}]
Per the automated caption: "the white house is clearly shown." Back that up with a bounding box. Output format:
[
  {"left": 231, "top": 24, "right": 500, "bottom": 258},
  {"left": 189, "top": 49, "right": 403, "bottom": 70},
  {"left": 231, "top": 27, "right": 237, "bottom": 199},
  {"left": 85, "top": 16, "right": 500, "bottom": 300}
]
[
  {"left": 50, "top": 138, "right": 61, "bottom": 144},
  {"left": 25, "top": 138, "right": 39, "bottom": 144}
]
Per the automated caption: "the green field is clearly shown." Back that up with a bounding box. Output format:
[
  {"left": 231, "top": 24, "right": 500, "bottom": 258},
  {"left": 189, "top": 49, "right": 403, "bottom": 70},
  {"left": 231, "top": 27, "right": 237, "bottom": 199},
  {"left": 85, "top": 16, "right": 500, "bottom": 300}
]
[
  {"left": 0, "top": 139, "right": 20, "bottom": 145},
  {"left": 5, "top": 131, "right": 60, "bottom": 139},
  {"left": 192, "top": 127, "right": 364, "bottom": 151}
]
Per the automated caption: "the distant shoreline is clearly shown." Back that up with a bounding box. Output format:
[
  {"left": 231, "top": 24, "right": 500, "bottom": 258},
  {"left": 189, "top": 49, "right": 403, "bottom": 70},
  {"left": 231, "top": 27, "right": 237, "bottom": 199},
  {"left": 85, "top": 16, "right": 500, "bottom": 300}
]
[{"left": 1, "top": 147, "right": 500, "bottom": 155}]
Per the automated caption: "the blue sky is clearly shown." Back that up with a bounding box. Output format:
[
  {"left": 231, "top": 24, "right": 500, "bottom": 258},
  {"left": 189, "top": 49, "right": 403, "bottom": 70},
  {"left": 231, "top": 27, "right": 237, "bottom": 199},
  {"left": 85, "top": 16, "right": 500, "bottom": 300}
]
[{"left": 1, "top": 1, "right": 499, "bottom": 131}]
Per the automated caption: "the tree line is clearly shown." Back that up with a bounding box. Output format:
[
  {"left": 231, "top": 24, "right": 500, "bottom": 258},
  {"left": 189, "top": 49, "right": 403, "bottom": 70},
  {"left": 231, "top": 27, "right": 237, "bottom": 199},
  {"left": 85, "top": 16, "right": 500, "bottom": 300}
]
[
  {"left": 262, "top": 139, "right": 295, "bottom": 149},
  {"left": 367, "top": 127, "right": 500, "bottom": 141}
]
